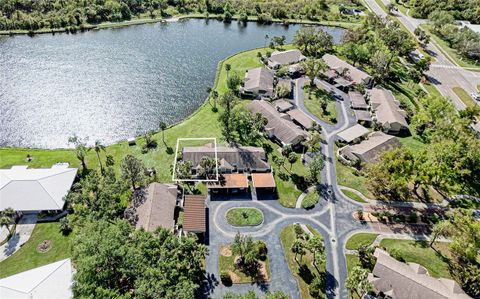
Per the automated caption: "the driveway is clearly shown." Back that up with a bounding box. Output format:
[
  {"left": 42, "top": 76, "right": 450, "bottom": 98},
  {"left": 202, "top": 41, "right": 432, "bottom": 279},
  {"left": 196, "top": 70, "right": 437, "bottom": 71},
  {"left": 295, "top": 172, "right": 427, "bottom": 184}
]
[{"left": 0, "top": 214, "right": 37, "bottom": 261}]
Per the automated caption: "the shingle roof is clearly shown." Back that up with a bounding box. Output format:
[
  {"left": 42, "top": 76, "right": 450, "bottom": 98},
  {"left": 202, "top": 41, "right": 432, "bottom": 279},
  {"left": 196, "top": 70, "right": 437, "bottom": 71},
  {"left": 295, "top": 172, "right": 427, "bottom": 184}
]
[
  {"left": 207, "top": 173, "right": 249, "bottom": 189},
  {"left": 370, "top": 249, "right": 471, "bottom": 299},
  {"left": 369, "top": 88, "right": 408, "bottom": 129},
  {"left": 0, "top": 165, "right": 77, "bottom": 211},
  {"left": 337, "top": 124, "right": 369, "bottom": 143},
  {"left": 183, "top": 195, "right": 206, "bottom": 233},
  {"left": 322, "top": 54, "right": 372, "bottom": 85},
  {"left": 251, "top": 172, "right": 276, "bottom": 188},
  {"left": 135, "top": 183, "right": 178, "bottom": 231},
  {"left": 0, "top": 259, "right": 72, "bottom": 298},
  {"left": 349, "top": 91, "right": 368, "bottom": 110},
  {"left": 268, "top": 49, "right": 306, "bottom": 67},
  {"left": 247, "top": 100, "right": 307, "bottom": 146},
  {"left": 243, "top": 67, "right": 274, "bottom": 96},
  {"left": 340, "top": 131, "right": 401, "bottom": 163},
  {"left": 182, "top": 145, "right": 270, "bottom": 172},
  {"left": 274, "top": 99, "right": 294, "bottom": 112},
  {"left": 287, "top": 108, "right": 315, "bottom": 129},
  {"left": 354, "top": 110, "right": 372, "bottom": 122}
]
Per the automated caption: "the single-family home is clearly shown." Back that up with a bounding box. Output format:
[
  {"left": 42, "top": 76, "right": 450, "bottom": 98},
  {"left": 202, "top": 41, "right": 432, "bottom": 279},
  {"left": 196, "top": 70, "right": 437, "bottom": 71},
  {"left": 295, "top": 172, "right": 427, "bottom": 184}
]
[
  {"left": 135, "top": 183, "right": 179, "bottom": 232},
  {"left": 322, "top": 54, "right": 374, "bottom": 89},
  {"left": 241, "top": 67, "right": 274, "bottom": 98},
  {"left": 0, "top": 164, "right": 77, "bottom": 212},
  {"left": 0, "top": 259, "right": 73, "bottom": 298},
  {"left": 247, "top": 100, "right": 307, "bottom": 147},
  {"left": 349, "top": 91, "right": 369, "bottom": 110},
  {"left": 183, "top": 195, "right": 206, "bottom": 238},
  {"left": 274, "top": 99, "right": 294, "bottom": 113},
  {"left": 268, "top": 49, "right": 306, "bottom": 69},
  {"left": 368, "top": 248, "right": 471, "bottom": 299},
  {"left": 339, "top": 131, "right": 401, "bottom": 163},
  {"left": 337, "top": 124, "right": 370, "bottom": 144},
  {"left": 286, "top": 108, "right": 315, "bottom": 130},
  {"left": 368, "top": 87, "right": 408, "bottom": 134}
]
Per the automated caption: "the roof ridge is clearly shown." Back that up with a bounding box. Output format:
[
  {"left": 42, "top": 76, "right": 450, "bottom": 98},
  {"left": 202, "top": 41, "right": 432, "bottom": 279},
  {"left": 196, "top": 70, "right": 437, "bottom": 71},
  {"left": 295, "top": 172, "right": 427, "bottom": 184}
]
[
  {"left": 145, "top": 184, "right": 157, "bottom": 230},
  {"left": 27, "top": 259, "right": 70, "bottom": 293},
  {"left": 36, "top": 181, "right": 62, "bottom": 209}
]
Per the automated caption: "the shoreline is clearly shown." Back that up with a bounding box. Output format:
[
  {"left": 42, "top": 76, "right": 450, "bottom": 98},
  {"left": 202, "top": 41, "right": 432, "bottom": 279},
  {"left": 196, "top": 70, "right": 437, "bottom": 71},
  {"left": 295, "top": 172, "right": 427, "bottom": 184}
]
[{"left": 0, "top": 14, "right": 359, "bottom": 37}]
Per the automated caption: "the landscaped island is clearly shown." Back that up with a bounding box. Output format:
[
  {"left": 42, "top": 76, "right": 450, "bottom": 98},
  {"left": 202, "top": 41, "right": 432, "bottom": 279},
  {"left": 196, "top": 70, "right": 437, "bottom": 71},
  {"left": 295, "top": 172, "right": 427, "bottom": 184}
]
[{"left": 226, "top": 208, "right": 263, "bottom": 226}]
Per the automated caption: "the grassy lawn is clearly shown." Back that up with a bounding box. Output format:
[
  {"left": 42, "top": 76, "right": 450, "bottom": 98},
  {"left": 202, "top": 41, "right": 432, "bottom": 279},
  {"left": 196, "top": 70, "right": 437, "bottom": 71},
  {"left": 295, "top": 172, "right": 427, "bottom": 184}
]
[
  {"left": 341, "top": 189, "right": 367, "bottom": 203},
  {"left": 346, "top": 254, "right": 361, "bottom": 274},
  {"left": 280, "top": 224, "right": 326, "bottom": 299},
  {"left": 335, "top": 158, "right": 372, "bottom": 198},
  {"left": 0, "top": 222, "right": 72, "bottom": 278},
  {"left": 219, "top": 243, "right": 270, "bottom": 284},
  {"left": 398, "top": 136, "right": 427, "bottom": 152},
  {"left": 380, "top": 239, "right": 452, "bottom": 278},
  {"left": 302, "top": 190, "right": 320, "bottom": 209},
  {"left": 345, "top": 233, "right": 379, "bottom": 250},
  {"left": 226, "top": 208, "right": 263, "bottom": 226},
  {"left": 303, "top": 86, "right": 338, "bottom": 124},
  {"left": 422, "top": 82, "right": 443, "bottom": 98},
  {"left": 453, "top": 87, "right": 477, "bottom": 108}
]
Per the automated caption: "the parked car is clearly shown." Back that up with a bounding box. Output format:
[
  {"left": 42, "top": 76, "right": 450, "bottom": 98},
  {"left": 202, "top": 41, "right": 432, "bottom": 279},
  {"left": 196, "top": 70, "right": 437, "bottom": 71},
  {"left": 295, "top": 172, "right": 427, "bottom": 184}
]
[{"left": 470, "top": 92, "right": 480, "bottom": 101}]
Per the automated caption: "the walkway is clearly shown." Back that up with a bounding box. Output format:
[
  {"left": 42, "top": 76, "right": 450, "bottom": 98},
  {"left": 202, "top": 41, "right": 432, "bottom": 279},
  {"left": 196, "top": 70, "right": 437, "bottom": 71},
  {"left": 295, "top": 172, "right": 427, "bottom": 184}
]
[{"left": 0, "top": 214, "right": 37, "bottom": 261}]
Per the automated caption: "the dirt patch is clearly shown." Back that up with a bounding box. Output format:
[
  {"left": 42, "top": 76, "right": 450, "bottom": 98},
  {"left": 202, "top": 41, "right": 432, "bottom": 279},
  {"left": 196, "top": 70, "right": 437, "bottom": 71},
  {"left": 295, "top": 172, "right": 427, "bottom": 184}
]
[
  {"left": 220, "top": 246, "right": 232, "bottom": 257},
  {"left": 37, "top": 240, "right": 52, "bottom": 253},
  {"left": 228, "top": 270, "right": 241, "bottom": 283}
]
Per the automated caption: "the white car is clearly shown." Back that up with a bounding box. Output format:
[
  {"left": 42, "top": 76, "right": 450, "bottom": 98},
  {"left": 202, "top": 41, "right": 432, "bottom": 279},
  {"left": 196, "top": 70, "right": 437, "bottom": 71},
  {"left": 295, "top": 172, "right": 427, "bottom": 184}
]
[{"left": 471, "top": 92, "right": 480, "bottom": 102}]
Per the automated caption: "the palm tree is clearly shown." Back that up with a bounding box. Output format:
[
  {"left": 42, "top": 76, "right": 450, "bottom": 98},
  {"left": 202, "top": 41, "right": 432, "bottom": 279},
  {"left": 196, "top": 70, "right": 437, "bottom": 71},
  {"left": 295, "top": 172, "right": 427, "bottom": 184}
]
[
  {"left": 264, "top": 34, "right": 269, "bottom": 48},
  {"left": 291, "top": 239, "right": 305, "bottom": 263},
  {"left": 159, "top": 121, "right": 167, "bottom": 144},
  {"left": 0, "top": 207, "right": 16, "bottom": 236},
  {"left": 225, "top": 63, "right": 231, "bottom": 78},
  {"left": 301, "top": 58, "right": 328, "bottom": 86},
  {"left": 308, "top": 235, "right": 324, "bottom": 267},
  {"left": 94, "top": 140, "right": 106, "bottom": 173}
]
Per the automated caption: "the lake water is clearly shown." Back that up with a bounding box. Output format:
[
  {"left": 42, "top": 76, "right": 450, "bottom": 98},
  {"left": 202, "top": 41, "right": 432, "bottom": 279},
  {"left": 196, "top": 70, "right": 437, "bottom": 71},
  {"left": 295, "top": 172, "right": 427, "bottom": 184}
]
[{"left": 0, "top": 19, "right": 344, "bottom": 148}]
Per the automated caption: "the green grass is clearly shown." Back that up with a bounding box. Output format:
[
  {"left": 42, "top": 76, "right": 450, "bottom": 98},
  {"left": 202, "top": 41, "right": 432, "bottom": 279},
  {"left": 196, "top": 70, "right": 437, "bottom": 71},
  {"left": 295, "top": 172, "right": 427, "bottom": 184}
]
[
  {"left": 302, "top": 190, "right": 320, "bottom": 209},
  {"left": 0, "top": 222, "right": 72, "bottom": 278},
  {"left": 346, "top": 254, "right": 361, "bottom": 274},
  {"left": 453, "top": 87, "right": 477, "bottom": 108},
  {"left": 226, "top": 208, "right": 263, "bottom": 226},
  {"left": 423, "top": 82, "right": 443, "bottom": 98},
  {"left": 380, "top": 239, "right": 452, "bottom": 278},
  {"left": 345, "top": 233, "right": 379, "bottom": 250},
  {"left": 280, "top": 224, "right": 326, "bottom": 299},
  {"left": 303, "top": 86, "right": 338, "bottom": 124},
  {"left": 341, "top": 189, "right": 367, "bottom": 203},
  {"left": 219, "top": 243, "right": 270, "bottom": 284},
  {"left": 335, "top": 158, "right": 372, "bottom": 198},
  {"left": 398, "top": 136, "right": 427, "bottom": 152}
]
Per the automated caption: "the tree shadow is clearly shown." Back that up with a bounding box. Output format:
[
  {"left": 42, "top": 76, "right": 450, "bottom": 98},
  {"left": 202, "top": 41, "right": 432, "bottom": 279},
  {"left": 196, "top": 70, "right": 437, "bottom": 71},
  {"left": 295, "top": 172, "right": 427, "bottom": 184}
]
[{"left": 298, "top": 264, "right": 314, "bottom": 284}]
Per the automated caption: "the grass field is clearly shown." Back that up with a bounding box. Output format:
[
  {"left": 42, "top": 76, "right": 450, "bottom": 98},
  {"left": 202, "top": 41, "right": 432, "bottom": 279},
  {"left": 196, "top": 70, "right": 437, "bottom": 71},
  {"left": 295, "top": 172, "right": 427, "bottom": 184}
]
[
  {"left": 280, "top": 224, "right": 326, "bottom": 299},
  {"left": 345, "top": 233, "right": 379, "bottom": 250},
  {"left": 0, "top": 222, "right": 72, "bottom": 278},
  {"left": 335, "top": 158, "right": 372, "bottom": 198},
  {"left": 453, "top": 87, "right": 477, "bottom": 108},
  {"left": 302, "top": 190, "right": 320, "bottom": 209},
  {"left": 380, "top": 239, "right": 452, "bottom": 278},
  {"left": 303, "top": 86, "right": 338, "bottom": 124},
  {"left": 226, "top": 208, "right": 263, "bottom": 226},
  {"left": 341, "top": 189, "right": 367, "bottom": 203},
  {"left": 219, "top": 243, "right": 270, "bottom": 284},
  {"left": 398, "top": 136, "right": 427, "bottom": 152},
  {"left": 422, "top": 82, "right": 443, "bottom": 98}
]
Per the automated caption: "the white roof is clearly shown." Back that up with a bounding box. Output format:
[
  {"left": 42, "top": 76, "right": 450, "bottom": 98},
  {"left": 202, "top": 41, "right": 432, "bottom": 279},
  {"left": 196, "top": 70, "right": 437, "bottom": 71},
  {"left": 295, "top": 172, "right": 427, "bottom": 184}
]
[
  {"left": 0, "top": 165, "right": 77, "bottom": 211},
  {"left": 0, "top": 259, "right": 73, "bottom": 299},
  {"left": 337, "top": 124, "right": 369, "bottom": 143}
]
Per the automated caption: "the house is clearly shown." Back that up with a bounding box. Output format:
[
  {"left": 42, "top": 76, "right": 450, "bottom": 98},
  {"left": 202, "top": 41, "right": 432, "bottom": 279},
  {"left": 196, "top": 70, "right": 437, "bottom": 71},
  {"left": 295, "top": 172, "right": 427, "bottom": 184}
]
[
  {"left": 251, "top": 172, "right": 276, "bottom": 193},
  {"left": 0, "top": 259, "right": 73, "bottom": 298},
  {"left": 286, "top": 108, "right": 315, "bottom": 130},
  {"left": 182, "top": 144, "right": 271, "bottom": 174},
  {"left": 183, "top": 195, "right": 206, "bottom": 236},
  {"left": 322, "top": 54, "right": 374, "bottom": 89},
  {"left": 274, "top": 99, "right": 294, "bottom": 113},
  {"left": 368, "top": 248, "right": 471, "bottom": 299},
  {"left": 349, "top": 91, "right": 369, "bottom": 110},
  {"left": 337, "top": 124, "right": 369, "bottom": 144},
  {"left": 268, "top": 49, "right": 306, "bottom": 69},
  {"left": 339, "top": 131, "right": 401, "bottom": 163},
  {"left": 368, "top": 87, "right": 408, "bottom": 134},
  {"left": 287, "top": 63, "right": 305, "bottom": 77},
  {"left": 207, "top": 173, "right": 249, "bottom": 194},
  {"left": 241, "top": 67, "right": 274, "bottom": 98},
  {"left": 135, "top": 183, "right": 179, "bottom": 232},
  {"left": 247, "top": 100, "right": 307, "bottom": 147},
  {"left": 354, "top": 110, "right": 373, "bottom": 126},
  {"left": 0, "top": 165, "right": 77, "bottom": 212}
]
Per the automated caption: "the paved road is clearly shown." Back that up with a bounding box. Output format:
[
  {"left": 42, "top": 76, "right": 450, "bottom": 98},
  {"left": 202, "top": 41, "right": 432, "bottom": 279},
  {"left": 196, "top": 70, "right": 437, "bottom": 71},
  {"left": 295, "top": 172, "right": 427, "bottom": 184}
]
[{"left": 363, "top": 0, "right": 480, "bottom": 110}]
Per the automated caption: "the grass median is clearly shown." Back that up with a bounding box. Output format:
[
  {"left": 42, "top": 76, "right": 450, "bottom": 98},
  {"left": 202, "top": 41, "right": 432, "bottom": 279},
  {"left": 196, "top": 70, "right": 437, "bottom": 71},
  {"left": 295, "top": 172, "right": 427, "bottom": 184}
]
[{"left": 226, "top": 208, "right": 263, "bottom": 226}]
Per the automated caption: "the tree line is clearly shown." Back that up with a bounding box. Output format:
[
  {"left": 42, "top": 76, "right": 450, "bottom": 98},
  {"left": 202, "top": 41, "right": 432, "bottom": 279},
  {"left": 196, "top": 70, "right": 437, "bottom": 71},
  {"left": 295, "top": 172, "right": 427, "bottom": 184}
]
[
  {"left": 0, "top": 0, "right": 364, "bottom": 32},
  {"left": 407, "top": 0, "right": 480, "bottom": 24}
]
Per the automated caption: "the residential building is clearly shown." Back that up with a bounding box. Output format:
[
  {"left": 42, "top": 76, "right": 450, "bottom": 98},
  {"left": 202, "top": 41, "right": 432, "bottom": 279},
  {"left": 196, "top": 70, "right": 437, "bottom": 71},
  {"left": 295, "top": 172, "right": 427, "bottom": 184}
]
[
  {"left": 349, "top": 91, "right": 369, "bottom": 110},
  {"left": 0, "top": 164, "right": 77, "bottom": 212},
  {"left": 135, "top": 183, "right": 179, "bottom": 232},
  {"left": 339, "top": 131, "right": 401, "bottom": 163},
  {"left": 241, "top": 67, "right": 274, "bottom": 98},
  {"left": 369, "top": 248, "right": 471, "bottom": 299},
  {"left": 247, "top": 100, "right": 307, "bottom": 147},
  {"left": 368, "top": 87, "right": 408, "bottom": 134},
  {"left": 207, "top": 173, "right": 249, "bottom": 194},
  {"left": 337, "top": 124, "right": 369, "bottom": 144},
  {"left": 183, "top": 195, "right": 206, "bottom": 236},
  {"left": 322, "top": 54, "right": 374, "bottom": 89},
  {"left": 0, "top": 259, "right": 73, "bottom": 298},
  {"left": 274, "top": 99, "right": 294, "bottom": 113},
  {"left": 286, "top": 108, "right": 315, "bottom": 130},
  {"left": 268, "top": 49, "right": 306, "bottom": 69}
]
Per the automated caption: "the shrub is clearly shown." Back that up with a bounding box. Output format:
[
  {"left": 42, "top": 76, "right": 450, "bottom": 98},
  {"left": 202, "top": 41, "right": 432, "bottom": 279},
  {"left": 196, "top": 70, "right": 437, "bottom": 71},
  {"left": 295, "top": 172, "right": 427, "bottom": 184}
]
[
  {"left": 357, "top": 209, "right": 364, "bottom": 220},
  {"left": 256, "top": 241, "right": 268, "bottom": 261},
  {"left": 220, "top": 271, "right": 232, "bottom": 285},
  {"left": 59, "top": 217, "right": 71, "bottom": 235}
]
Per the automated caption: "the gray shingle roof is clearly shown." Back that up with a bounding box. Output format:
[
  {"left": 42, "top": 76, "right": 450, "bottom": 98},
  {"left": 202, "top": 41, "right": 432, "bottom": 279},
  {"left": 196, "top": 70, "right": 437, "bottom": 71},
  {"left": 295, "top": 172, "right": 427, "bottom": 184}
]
[
  {"left": 322, "top": 54, "right": 373, "bottom": 85},
  {"left": 369, "top": 88, "right": 408, "bottom": 129},
  {"left": 268, "top": 49, "right": 306, "bottom": 68},
  {"left": 340, "top": 131, "right": 401, "bottom": 163},
  {"left": 135, "top": 183, "right": 178, "bottom": 231},
  {"left": 243, "top": 67, "right": 274, "bottom": 96}
]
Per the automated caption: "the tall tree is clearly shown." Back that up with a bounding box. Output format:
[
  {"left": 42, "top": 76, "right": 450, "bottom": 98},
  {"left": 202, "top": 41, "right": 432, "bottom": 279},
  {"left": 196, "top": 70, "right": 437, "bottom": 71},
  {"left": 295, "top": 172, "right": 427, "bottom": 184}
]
[
  {"left": 121, "top": 154, "right": 145, "bottom": 190},
  {"left": 218, "top": 91, "right": 238, "bottom": 143},
  {"left": 0, "top": 207, "right": 15, "bottom": 235},
  {"left": 94, "top": 140, "right": 106, "bottom": 173},
  {"left": 291, "top": 239, "right": 306, "bottom": 263},
  {"left": 68, "top": 135, "right": 89, "bottom": 171},
  {"left": 308, "top": 155, "right": 324, "bottom": 184},
  {"left": 301, "top": 58, "right": 327, "bottom": 86},
  {"left": 307, "top": 235, "right": 324, "bottom": 267},
  {"left": 346, "top": 266, "right": 373, "bottom": 298},
  {"left": 159, "top": 121, "right": 167, "bottom": 144}
]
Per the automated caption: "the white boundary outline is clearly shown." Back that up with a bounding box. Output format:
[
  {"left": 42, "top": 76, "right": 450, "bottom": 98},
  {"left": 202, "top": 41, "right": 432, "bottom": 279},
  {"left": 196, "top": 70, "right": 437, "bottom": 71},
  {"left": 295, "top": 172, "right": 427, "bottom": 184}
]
[{"left": 172, "top": 137, "right": 219, "bottom": 182}]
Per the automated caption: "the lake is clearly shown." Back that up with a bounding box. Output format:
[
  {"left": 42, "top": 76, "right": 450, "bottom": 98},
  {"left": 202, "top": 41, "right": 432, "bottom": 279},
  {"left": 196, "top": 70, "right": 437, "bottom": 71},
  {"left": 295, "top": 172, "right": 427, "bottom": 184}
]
[{"left": 0, "top": 19, "right": 345, "bottom": 148}]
